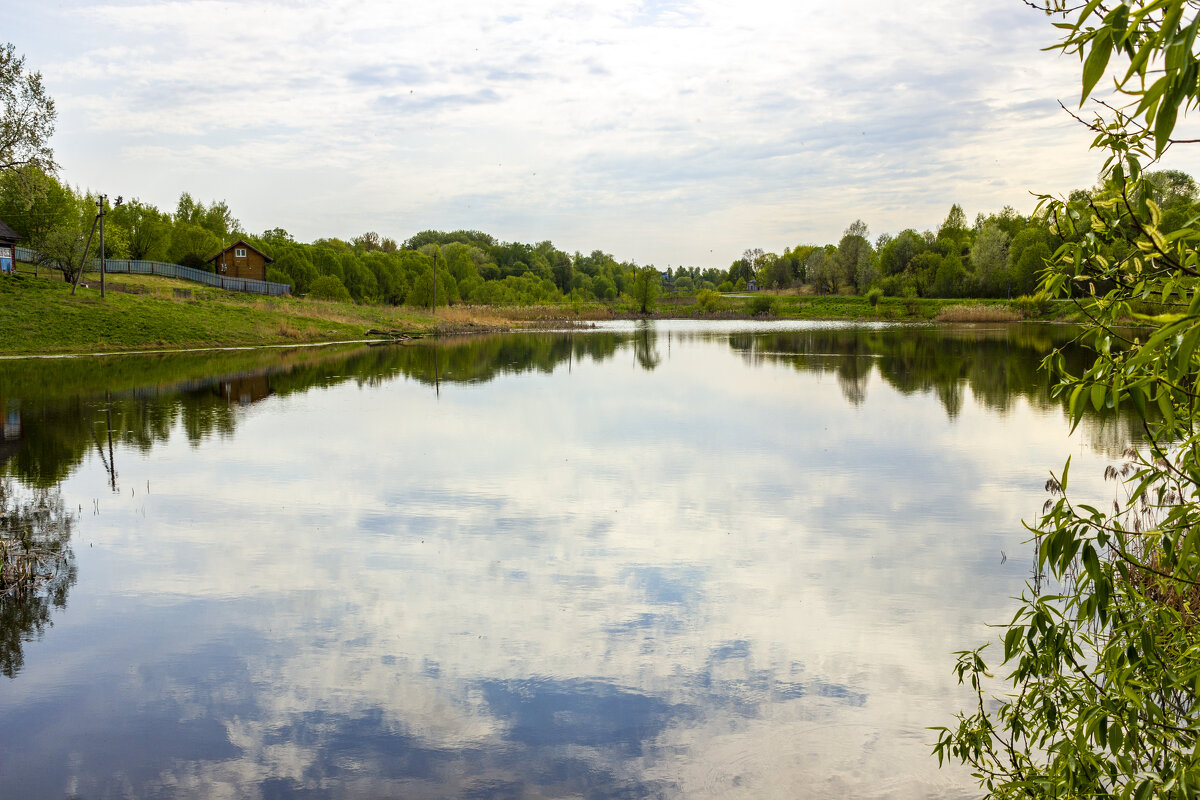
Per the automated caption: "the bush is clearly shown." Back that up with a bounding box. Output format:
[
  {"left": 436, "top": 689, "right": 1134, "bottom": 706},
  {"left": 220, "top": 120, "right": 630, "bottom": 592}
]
[
  {"left": 266, "top": 267, "right": 294, "bottom": 290},
  {"left": 696, "top": 288, "right": 721, "bottom": 313},
  {"left": 866, "top": 287, "right": 883, "bottom": 307},
  {"left": 1012, "top": 293, "right": 1051, "bottom": 318},
  {"left": 877, "top": 275, "right": 904, "bottom": 296},
  {"left": 717, "top": 281, "right": 734, "bottom": 293},
  {"left": 748, "top": 294, "right": 776, "bottom": 316},
  {"left": 308, "top": 274, "right": 352, "bottom": 302}
]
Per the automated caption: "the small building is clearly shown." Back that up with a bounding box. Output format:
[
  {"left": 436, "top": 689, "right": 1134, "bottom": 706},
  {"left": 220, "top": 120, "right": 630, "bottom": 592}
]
[
  {"left": 746, "top": 278, "right": 759, "bottom": 292},
  {"left": 208, "top": 240, "right": 273, "bottom": 282},
  {"left": 0, "top": 217, "right": 20, "bottom": 274}
]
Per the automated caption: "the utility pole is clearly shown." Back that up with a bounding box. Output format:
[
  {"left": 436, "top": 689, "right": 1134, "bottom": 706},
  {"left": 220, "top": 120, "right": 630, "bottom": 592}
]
[
  {"left": 70, "top": 212, "right": 100, "bottom": 296},
  {"left": 431, "top": 247, "right": 438, "bottom": 315},
  {"left": 98, "top": 194, "right": 106, "bottom": 299}
]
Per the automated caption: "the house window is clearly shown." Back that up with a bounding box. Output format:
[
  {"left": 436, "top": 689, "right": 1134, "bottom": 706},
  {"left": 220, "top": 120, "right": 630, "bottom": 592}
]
[{"left": 235, "top": 248, "right": 247, "bottom": 258}]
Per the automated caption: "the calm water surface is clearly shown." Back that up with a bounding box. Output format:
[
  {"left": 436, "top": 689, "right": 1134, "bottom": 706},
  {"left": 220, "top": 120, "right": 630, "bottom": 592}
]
[{"left": 0, "top": 321, "right": 1131, "bottom": 799}]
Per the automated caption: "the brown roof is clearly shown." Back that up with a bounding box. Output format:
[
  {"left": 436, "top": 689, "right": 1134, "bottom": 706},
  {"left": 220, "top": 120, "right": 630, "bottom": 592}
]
[
  {"left": 0, "top": 217, "right": 20, "bottom": 243},
  {"left": 207, "top": 239, "right": 274, "bottom": 264}
]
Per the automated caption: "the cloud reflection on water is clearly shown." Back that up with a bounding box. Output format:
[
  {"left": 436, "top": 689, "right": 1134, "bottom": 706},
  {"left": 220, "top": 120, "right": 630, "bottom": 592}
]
[{"left": 0, "top": 323, "right": 1127, "bottom": 798}]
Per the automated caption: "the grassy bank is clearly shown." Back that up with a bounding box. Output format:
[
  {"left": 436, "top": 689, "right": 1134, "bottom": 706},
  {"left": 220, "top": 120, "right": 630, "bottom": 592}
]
[
  {"left": 0, "top": 269, "right": 1068, "bottom": 356},
  {"left": 0, "top": 271, "right": 521, "bottom": 355}
]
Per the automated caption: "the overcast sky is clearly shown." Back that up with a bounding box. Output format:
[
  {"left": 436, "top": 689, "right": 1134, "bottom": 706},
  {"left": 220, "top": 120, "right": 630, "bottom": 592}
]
[{"left": 9, "top": 0, "right": 1194, "bottom": 267}]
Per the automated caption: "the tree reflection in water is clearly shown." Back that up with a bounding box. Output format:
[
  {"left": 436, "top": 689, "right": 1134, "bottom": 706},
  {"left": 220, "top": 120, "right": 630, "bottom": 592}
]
[
  {"left": 0, "top": 481, "right": 76, "bottom": 678},
  {"left": 0, "top": 323, "right": 1125, "bottom": 682},
  {"left": 0, "top": 323, "right": 1156, "bottom": 796},
  {"left": 633, "top": 323, "right": 661, "bottom": 371}
]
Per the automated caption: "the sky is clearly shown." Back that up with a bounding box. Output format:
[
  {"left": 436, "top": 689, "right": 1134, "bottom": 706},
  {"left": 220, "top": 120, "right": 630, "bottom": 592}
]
[{"left": 8, "top": 0, "right": 1195, "bottom": 268}]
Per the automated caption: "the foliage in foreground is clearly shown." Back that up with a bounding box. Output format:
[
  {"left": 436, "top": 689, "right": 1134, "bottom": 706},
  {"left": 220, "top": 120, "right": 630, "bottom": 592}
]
[{"left": 934, "top": 1, "right": 1200, "bottom": 797}]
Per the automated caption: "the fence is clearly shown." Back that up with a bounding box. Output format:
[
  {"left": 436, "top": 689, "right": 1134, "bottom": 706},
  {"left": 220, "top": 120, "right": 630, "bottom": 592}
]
[{"left": 13, "top": 246, "right": 291, "bottom": 297}]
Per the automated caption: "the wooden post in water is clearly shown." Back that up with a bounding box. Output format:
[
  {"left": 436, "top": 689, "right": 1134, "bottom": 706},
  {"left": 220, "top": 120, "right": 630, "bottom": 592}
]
[{"left": 105, "top": 391, "right": 117, "bottom": 493}]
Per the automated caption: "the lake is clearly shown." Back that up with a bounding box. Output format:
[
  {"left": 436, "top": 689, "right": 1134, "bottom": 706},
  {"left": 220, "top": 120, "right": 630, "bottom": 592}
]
[{"left": 0, "top": 321, "right": 1129, "bottom": 799}]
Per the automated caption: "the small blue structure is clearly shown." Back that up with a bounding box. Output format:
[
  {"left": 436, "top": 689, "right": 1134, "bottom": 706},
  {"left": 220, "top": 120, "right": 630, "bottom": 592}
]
[
  {"left": 746, "top": 279, "right": 759, "bottom": 292},
  {"left": 0, "top": 218, "right": 18, "bottom": 274}
]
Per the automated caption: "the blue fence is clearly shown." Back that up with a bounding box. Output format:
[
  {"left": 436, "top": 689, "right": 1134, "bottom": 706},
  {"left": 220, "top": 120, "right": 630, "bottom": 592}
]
[{"left": 13, "top": 246, "right": 291, "bottom": 297}]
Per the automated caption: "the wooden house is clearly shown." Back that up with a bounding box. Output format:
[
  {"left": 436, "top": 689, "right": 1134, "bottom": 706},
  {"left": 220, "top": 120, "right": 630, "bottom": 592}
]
[
  {"left": 208, "top": 240, "right": 273, "bottom": 282},
  {"left": 0, "top": 217, "right": 20, "bottom": 274}
]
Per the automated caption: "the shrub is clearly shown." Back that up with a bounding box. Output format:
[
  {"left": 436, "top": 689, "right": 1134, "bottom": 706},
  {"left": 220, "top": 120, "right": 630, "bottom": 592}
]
[
  {"left": 717, "top": 281, "right": 734, "bottom": 293},
  {"left": 748, "top": 294, "right": 776, "bottom": 316},
  {"left": 696, "top": 288, "right": 721, "bottom": 313},
  {"left": 266, "top": 267, "right": 294, "bottom": 290},
  {"left": 866, "top": 287, "right": 883, "bottom": 307},
  {"left": 308, "top": 275, "right": 352, "bottom": 302}
]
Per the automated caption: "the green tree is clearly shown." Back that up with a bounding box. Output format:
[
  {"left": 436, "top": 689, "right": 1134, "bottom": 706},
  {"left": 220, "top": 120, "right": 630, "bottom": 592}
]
[
  {"left": 341, "top": 256, "right": 378, "bottom": 303},
  {"left": 880, "top": 229, "right": 923, "bottom": 276},
  {"left": 273, "top": 248, "right": 317, "bottom": 295},
  {"left": 169, "top": 223, "right": 219, "bottom": 270},
  {"left": 1009, "top": 226, "right": 1053, "bottom": 296},
  {"left": 836, "top": 220, "right": 873, "bottom": 293},
  {"left": 265, "top": 267, "right": 293, "bottom": 290},
  {"left": 406, "top": 265, "right": 458, "bottom": 308},
  {"left": 630, "top": 265, "right": 661, "bottom": 314},
  {"left": 970, "top": 220, "right": 1010, "bottom": 294},
  {"left": 30, "top": 186, "right": 97, "bottom": 282},
  {"left": 932, "top": 252, "right": 965, "bottom": 297},
  {"left": 198, "top": 200, "right": 240, "bottom": 238},
  {"left": 936, "top": 2, "right": 1200, "bottom": 797},
  {"left": 806, "top": 246, "right": 838, "bottom": 294},
  {"left": 308, "top": 274, "right": 352, "bottom": 302},
  {"left": 0, "top": 44, "right": 56, "bottom": 174},
  {"left": 0, "top": 166, "right": 73, "bottom": 250},
  {"left": 108, "top": 198, "right": 170, "bottom": 261},
  {"left": 938, "top": 203, "right": 970, "bottom": 251},
  {"left": 907, "top": 251, "right": 942, "bottom": 297},
  {"left": 855, "top": 247, "right": 880, "bottom": 293},
  {"left": 763, "top": 251, "right": 796, "bottom": 288},
  {"left": 593, "top": 273, "right": 617, "bottom": 300}
]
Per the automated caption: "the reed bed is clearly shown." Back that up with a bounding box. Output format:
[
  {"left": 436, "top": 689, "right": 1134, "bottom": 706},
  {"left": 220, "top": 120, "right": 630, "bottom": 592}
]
[{"left": 934, "top": 304, "right": 1023, "bottom": 322}]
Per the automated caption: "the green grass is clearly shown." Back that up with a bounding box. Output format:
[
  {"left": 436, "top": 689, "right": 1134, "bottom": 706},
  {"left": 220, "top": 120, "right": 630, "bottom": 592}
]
[{"left": 0, "top": 272, "right": 462, "bottom": 354}]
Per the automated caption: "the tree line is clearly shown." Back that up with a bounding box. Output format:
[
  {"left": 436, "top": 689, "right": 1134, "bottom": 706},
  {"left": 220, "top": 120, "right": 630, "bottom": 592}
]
[
  {"left": 723, "top": 169, "right": 1199, "bottom": 300},
  {"left": 6, "top": 162, "right": 1197, "bottom": 308},
  {"left": 0, "top": 168, "right": 650, "bottom": 306}
]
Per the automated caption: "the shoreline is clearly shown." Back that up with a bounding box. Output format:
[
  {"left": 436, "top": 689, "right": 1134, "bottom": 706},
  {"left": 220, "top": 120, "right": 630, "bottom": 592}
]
[{"left": 0, "top": 270, "right": 1068, "bottom": 358}]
